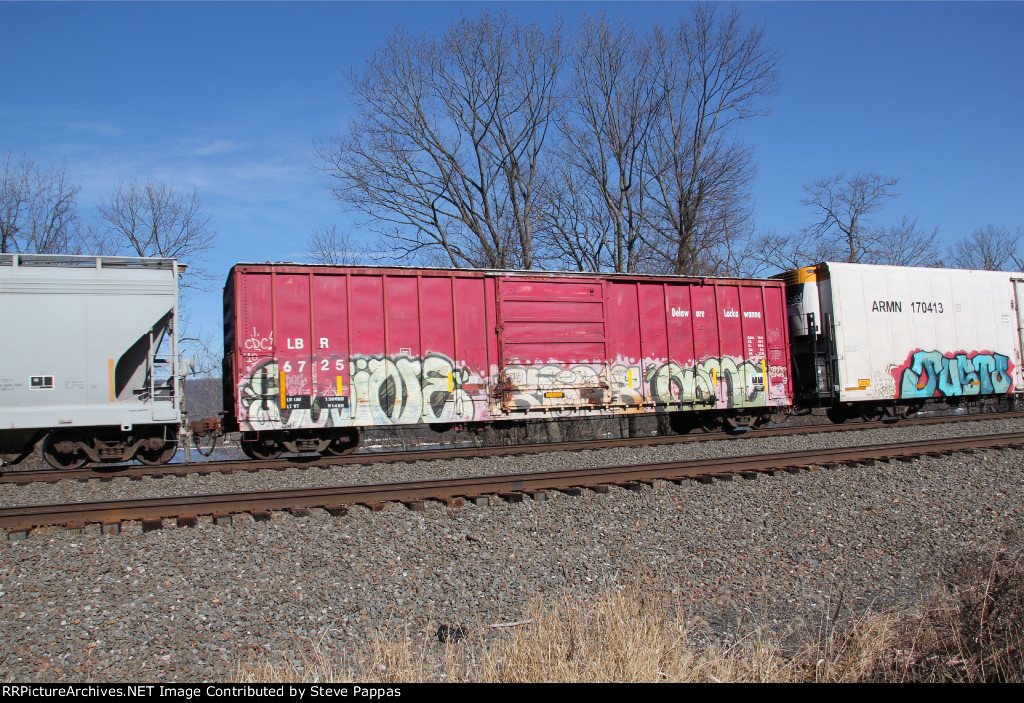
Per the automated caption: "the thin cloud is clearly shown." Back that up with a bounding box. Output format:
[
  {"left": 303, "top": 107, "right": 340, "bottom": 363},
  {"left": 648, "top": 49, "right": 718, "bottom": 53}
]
[
  {"left": 65, "top": 121, "right": 124, "bottom": 137},
  {"left": 191, "top": 139, "right": 252, "bottom": 157}
]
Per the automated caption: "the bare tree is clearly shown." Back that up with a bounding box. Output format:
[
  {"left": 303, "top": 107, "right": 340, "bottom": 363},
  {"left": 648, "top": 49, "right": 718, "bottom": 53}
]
[
  {"left": 98, "top": 179, "right": 216, "bottom": 288},
  {"left": 730, "top": 229, "right": 808, "bottom": 276},
  {"left": 533, "top": 170, "right": 602, "bottom": 271},
  {"left": 319, "top": 5, "right": 779, "bottom": 276},
  {"left": 304, "top": 225, "right": 358, "bottom": 265},
  {"left": 98, "top": 179, "right": 220, "bottom": 394},
  {"left": 643, "top": 3, "right": 780, "bottom": 276},
  {"left": 799, "top": 173, "right": 899, "bottom": 264},
  {"left": 544, "top": 15, "right": 664, "bottom": 273},
  {"left": 318, "top": 11, "right": 565, "bottom": 270},
  {"left": 948, "top": 225, "right": 1024, "bottom": 271},
  {"left": 0, "top": 152, "right": 84, "bottom": 254},
  {"left": 872, "top": 216, "right": 942, "bottom": 267}
]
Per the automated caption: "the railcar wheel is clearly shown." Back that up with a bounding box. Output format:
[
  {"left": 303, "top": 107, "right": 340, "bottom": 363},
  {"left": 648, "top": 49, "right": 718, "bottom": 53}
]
[
  {"left": 860, "top": 407, "right": 885, "bottom": 422},
  {"left": 826, "top": 406, "right": 849, "bottom": 424},
  {"left": 722, "top": 414, "right": 753, "bottom": 434},
  {"left": 668, "top": 412, "right": 696, "bottom": 435},
  {"left": 42, "top": 431, "right": 88, "bottom": 470},
  {"left": 136, "top": 441, "right": 177, "bottom": 466},
  {"left": 322, "top": 430, "right": 361, "bottom": 456},
  {"left": 699, "top": 414, "right": 720, "bottom": 433},
  {"left": 241, "top": 438, "right": 283, "bottom": 460},
  {"left": 900, "top": 402, "right": 923, "bottom": 419}
]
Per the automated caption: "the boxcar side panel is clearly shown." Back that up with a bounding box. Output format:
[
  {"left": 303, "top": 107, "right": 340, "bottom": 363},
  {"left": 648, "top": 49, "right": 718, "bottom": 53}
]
[
  {"left": 664, "top": 283, "right": 697, "bottom": 370},
  {"left": 452, "top": 276, "right": 491, "bottom": 422},
  {"left": 230, "top": 266, "right": 498, "bottom": 433},
  {"left": 276, "top": 273, "right": 313, "bottom": 414},
  {"left": 227, "top": 265, "right": 793, "bottom": 434},
  {"left": 311, "top": 273, "right": 350, "bottom": 420},
  {"left": 636, "top": 282, "right": 669, "bottom": 407},
  {"left": 233, "top": 271, "right": 277, "bottom": 432},
  {"left": 763, "top": 283, "right": 792, "bottom": 404},
  {"left": 606, "top": 281, "right": 645, "bottom": 406},
  {"left": 497, "top": 276, "right": 610, "bottom": 412}
]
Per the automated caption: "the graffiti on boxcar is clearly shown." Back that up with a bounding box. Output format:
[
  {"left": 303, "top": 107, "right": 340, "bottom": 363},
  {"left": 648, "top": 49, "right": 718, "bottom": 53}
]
[
  {"left": 238, "top": 359, "right": 281, "bottom": 430},
  {"left": 500, "top": 362, "right": 644, "bottom": 410},
  {"left": 871, "top": 368, "right": 898, "bottom": 399},
  {"left": 646, "top": 357, "right": 770, "bottom": 408},
  {"left": 609, "top": 363, "right": 645, "bottom": 405},
  {"left": 498, "top": 357, "right": 782, "bottom": 411},
  {"left": 237, "top": 359, "right": 325, "bottom": 431},
  {"left": 243, "top": 327, "right": 274, "bottom": 353},
  {"left": 349, "top": 353, "right": 479, "bottom": 424},
  {"left": 893, "top": 349, "right": 1013, "bottom": 398},
  {"left": 236, "top": 353, "right": 483, "bottom": 431}
]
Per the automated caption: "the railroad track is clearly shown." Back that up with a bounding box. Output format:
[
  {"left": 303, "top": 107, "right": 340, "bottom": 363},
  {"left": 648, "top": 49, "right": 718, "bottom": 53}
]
[
  {"left": 3, "top": 410, "right": 1020, "bottom": 486},
  {"left": 3, "top": 429, "right": 1022, "bottom": 538}
]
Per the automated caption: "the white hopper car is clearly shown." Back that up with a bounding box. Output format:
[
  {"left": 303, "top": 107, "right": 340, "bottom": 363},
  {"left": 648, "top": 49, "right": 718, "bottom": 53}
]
[{"left": 0, "top": 254, "right": 184, "bottom": 467}]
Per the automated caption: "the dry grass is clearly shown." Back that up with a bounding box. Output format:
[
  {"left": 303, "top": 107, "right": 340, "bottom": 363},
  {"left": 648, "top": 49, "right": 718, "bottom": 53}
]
[
  {"left": 882, "top": 541, "right": 1024, "bottom": 682},
  {"left": 240, "top": 543, "right": 1024, "bottom": 683}
]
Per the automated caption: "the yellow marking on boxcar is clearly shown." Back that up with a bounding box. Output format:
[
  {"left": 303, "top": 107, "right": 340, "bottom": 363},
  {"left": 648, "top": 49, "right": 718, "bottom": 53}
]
[
  {"left": 337, "top": 375, "right": 344, "bottom": 396},
  {"left": 545, "top": 392, "right": 564, "bottom": 398},
  {"left": 448, "top": 372, "right": 453, "bottom": 392},
  {"left": 780, "top": 266, "right": 819, "bottom": 285},
  {"left": 108, "top": 358, "right": 115, "bottom": 401},
  {"left": 280, "top": 371, "right": 287, "bottom": 409}
]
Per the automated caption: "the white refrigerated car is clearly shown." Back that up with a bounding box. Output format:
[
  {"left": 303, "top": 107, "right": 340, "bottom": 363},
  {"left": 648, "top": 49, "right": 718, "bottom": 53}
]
[{"left": 782, "top": 262, "right": 1024, "bottom": 421}]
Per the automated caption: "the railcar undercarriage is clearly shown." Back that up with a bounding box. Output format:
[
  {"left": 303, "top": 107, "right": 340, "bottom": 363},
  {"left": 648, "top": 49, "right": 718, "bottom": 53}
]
[{"left": 38, "top": 425, "right": 178, "bottom": 469}]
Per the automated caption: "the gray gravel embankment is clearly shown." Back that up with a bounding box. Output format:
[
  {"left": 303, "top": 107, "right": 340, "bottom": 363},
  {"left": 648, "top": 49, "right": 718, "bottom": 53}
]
[{"left": 1, "top": 416, "right": 1023, "bottom": 681}]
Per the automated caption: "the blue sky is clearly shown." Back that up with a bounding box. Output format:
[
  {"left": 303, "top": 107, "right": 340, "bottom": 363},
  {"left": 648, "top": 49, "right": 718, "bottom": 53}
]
[{"left": 2, "top": 1, "right": 1022, "bottom": 337}]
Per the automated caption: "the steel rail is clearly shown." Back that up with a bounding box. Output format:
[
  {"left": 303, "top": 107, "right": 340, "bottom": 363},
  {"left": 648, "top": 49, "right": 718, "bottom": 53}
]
[
  {"left": 3, "top": 430, "right": 1022, "bottom": 534},
  {"left": 3, "top": 410, "right": 1019, "bottom": 486}
]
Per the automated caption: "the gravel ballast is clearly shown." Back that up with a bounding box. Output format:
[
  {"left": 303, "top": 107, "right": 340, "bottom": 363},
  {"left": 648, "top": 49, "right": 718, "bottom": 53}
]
[{"left": 1, "top": 417, "right": 1023, "bottom": 681}]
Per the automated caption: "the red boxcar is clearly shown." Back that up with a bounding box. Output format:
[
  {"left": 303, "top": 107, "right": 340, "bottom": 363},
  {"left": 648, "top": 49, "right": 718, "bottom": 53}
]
[{"left": 222, "top": 264, "right": 793, "bottom": 458}]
